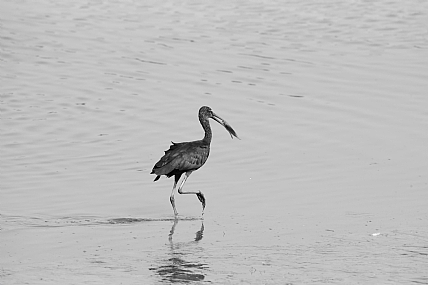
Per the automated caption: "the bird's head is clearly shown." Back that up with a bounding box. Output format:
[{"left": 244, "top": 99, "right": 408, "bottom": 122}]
[{"left": 199, "top": 106, "right": 240, "bottom": 139}]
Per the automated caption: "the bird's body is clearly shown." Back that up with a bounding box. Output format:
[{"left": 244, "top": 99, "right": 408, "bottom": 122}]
[
  {"left": 152, "top": 140, "right": 210, "bottom": 181},
  {"left": 151, "top": 106, "right": 238, "bottom": 217}
]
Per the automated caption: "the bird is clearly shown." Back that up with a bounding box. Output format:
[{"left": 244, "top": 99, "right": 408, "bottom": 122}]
[{"left": 151, "top": 106, "right": 239, "bottom": 217}]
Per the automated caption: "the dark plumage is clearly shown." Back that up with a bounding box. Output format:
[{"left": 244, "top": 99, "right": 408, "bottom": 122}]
[
  {"left": 152, "top": 141, "right": 209, "bottom": 181},
  {"left": 151, "top": 106, "right": 239, "bottom": 216}
]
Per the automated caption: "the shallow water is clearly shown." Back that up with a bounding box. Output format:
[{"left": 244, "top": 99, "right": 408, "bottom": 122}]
[{"left": 1, "top": 0, "right": 428, "bottom": 284}]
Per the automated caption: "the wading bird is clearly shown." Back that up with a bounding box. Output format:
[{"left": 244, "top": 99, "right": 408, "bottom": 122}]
[{"left": 151, "top": 106, "right": 239, "bottom": 216}]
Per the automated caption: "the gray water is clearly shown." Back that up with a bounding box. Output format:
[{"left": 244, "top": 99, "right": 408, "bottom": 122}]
[{"left": 1, "top": 0, "right": 428, "bottom": 284}]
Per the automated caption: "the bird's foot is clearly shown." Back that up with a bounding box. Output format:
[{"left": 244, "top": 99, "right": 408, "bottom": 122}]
[{"left": 196, "top": 192, "right": 206, "bottom": 211}]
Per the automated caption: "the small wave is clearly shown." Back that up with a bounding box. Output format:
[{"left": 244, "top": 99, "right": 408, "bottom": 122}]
[{"left": 0, "top": 214, "right": 201, "bottom": 229}]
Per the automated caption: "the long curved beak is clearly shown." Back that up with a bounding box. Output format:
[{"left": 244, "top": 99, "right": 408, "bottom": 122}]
[{"left": 212, "top": 112, "right": 240, "bottom": 139}]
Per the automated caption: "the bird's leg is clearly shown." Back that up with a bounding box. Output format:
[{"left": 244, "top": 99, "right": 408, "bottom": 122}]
[
  {"left": 169, "top": 218, "right": 178, "bottom": 242},
  {"left": 170, "top": 177, "right": 179, "bottom": 216},
  {"left": 177, "top": 171, "right": 206, "bottom": 213}
]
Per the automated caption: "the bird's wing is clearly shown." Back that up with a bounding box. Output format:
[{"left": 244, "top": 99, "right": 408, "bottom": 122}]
[
  {"left": 151, "top": 142, "right": 209, "bottom": 175},
  {"left": 152, "top": 142, "right": 187, "bottom": 169},
  {"left": 172, "top": 148, "right": 209, "bottom": 171}
]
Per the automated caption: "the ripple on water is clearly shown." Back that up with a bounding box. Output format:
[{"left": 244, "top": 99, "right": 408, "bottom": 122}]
[
  {"left": 0, "top": 214, "right": 202, "bottom": 230},
  {"left": 1, "top": 0, "right": 428, "bottom": 284}
]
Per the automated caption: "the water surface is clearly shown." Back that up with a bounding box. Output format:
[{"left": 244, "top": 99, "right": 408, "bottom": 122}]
[{"left": 1, "top": 0, "right": 428, "bottom": 284}]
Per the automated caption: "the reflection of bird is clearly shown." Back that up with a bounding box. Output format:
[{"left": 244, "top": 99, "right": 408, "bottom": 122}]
[
  {"left": 168, "top": 219, "right": 205, "bottom": 242},
  {"left": 148, "top": 220, "right": 207, "bottom": 282},
  {"left": 151, "top": 106, "right": 239, "bottom": 216}
]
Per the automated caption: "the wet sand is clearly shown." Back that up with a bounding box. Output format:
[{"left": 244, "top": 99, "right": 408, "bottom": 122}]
[{"left": 1, "top": 0, "right": 428, "bottom": 284}]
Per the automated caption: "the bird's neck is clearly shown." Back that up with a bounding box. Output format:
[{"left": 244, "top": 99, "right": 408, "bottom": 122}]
[{"left": 200, "top": 117, "right": 212, "bottom": 144}]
